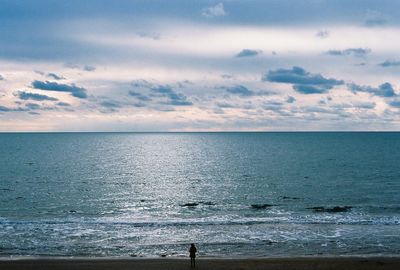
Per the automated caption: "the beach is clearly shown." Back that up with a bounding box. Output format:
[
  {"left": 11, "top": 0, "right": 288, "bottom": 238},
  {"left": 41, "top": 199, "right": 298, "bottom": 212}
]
[{"left": 1, "top": 257, "right": 400, "bottom": 270}]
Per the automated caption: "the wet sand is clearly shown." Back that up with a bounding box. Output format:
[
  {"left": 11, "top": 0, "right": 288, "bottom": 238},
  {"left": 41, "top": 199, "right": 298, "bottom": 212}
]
[{"left": 1, "top": 257, "right": 399, "bottom": 270}]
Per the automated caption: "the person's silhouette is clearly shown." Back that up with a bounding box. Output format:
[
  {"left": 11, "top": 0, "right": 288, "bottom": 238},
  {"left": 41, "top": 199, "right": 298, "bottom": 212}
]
[{"left": 189, "top": 243, "right": 197, "bottom": 268}]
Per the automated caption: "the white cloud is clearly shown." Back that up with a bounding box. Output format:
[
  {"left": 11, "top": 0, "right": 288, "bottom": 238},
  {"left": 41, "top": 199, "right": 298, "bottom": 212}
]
[{"left": 201, "top": 3, "right": 227, "bottom": 18}]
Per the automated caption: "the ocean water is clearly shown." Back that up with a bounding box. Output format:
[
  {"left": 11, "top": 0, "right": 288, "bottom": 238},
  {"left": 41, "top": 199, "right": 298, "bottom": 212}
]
[{"left": 0, "top": 132, "right": 399, "bottom": 258}]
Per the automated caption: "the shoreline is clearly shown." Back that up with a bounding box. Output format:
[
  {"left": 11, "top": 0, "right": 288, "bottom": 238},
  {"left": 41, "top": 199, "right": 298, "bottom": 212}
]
[
  {"left": 1, "top": 256, "right": 400, "bottom": 270},
  {"left": 2, "top": 254, "right": 400, "bottom": 260}
]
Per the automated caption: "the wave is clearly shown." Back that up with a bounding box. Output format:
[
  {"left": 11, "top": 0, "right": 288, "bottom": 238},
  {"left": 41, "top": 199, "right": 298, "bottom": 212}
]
[{"left": 1, "top": 214, "right": 399, "bottom": 227}]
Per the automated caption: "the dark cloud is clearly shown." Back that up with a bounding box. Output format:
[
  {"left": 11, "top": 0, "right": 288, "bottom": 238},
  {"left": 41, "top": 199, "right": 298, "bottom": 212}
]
[
  {"left": 34, "top": 70, "right": 45, "bottom": 75},
  {"left": 136, "top": 31, "right": 160, "bottom": 40},
  {"left": 0, "top": 105, "right": 11, "bottom": 112},
  {"left": 316, "top": 30, "right": 329, "bottom": 38},
  {"left": 378, "top": 60, "right": 400, "bottom": 67},
  {"left": 16, "top": 91, "right": 58, "bottom": 101},
  {"left": 348, "top": 82, "right": 396, "bottom": 97},
  {"left": 221, "top": 74, "right": 234, "bottom": 79},
  {"left": 331, "top": 102, "right": 376, "bottom": 109},
  {"left": 100, "top": 100, "right": 121, "bottom": 108},
  {"left": 216, "top": 102, "right": 235, "bottom": 108},
  {"left": 131, "top": 80, "right": 193, "bottom": 106},
  {"left": 32, "top": 80, "right": 88, "bottom": 98},
  {"left": 149, "top": 85, "right": 193, "bottom": 106},
  {"left": 222, "top": 85, "right": 276, "bottom": 97},
  {"left": 236, "top": 49, "right": 262, "bottom": 58},
  {"left": 224, "top": 85, "right": 254, "bottom": 96},
  {"left": 263, "top": 66, "right": 344, "bottom": 94},
  {"left": 293, "top": 84, "right": 328, "bottom": 94},
  {"left": 131, "top": 79, "right": 153, "bottom": 88},
  {"left": 64, "top": 63, "right": 96, "bottom": 72},
  {"left": 25, "top": 103, "right": 40, "bottom": 110},
  {"left": 83, "top": 65, "right": 96, "bottom": 72},
  {"left": 326, "top": 48, "right": 371, "bottom": 57},
  {"left": 364, "top": 10, "right": 388, "bottom": 27},
  {"left": 47, "top": 73, "right": 65, "bottom": 80},
  {"left": 355, "top": 102, "right": 376, "bottom": 109},
  {"left": 263, "top": 101, "right": 283, "bottom": 111},
  {"left": 57, "top": 102, "right": 70, "bottom": 106},
  {"left": 365, "top": 18, "right": 386, "bottom": 26},
  {"left": 128, "top": 91, "right": 152, "bottom": 101},
  {"left": 388, "top": 99, "right": 400, "bottom": 107},
  {"left": 286, "top": 96, "right": 296, "bottom": 103}
]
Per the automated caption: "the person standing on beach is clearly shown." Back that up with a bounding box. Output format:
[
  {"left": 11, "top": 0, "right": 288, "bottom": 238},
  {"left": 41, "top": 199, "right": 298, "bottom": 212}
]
[{"left": 189, "top": 243, "right": 197, "bottom": 268}]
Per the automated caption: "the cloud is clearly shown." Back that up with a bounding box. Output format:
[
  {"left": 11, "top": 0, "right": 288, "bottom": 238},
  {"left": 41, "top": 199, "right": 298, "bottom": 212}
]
[
  {"left": 150, "top": 85, "right": 193, "bottom": 106},
  {"left": 224, "top": 85, "right": 254, "bottom": 97},
  {"left": 57, "top": 102, "right": 70, "bottom": 106},
  {"left": 47, "top": 73, "right": 65, "bottom": 80},
  {"left": 388, "top": 99, "right": 400, "bottom": 107},
  {"left": 286, "top": 96, "right": 296, "bottom": 103},
  {"left": 355, "top": 102, "right": 376, "bottom": 109},
  {"left": 236, "top": 49, "right": 262, "bottom": 58},
  {"left": 216, "top": 102, "right": 235, "bottom": 108},
  {"left": 128, "top": 91, "right": 152, "bottom": 101},
  {"left": 15, "top": 91, "right": 58, "bottom": 101},
  {"left": 25, "top": 103, "right": 40, "bottom": 110},
  {"left": 348, "top": 82, "right": 396, "bottom": 97},
  {"left": 0, "top": 105, "right": 11, "bottom": 112},
  {"left": 202, "top": 3, "right": 227, "bottom": 17},
  {"left": 263, "top": 66, "right": 344, "bottom": 94},
  {"left": 99, "top": 100, "right": 122, "bottom": 112},
  {"left": 222, "top": 85, "right": 275, "bottom": 97},
  {"left": 83, "top": 65, "right": 96, "bottom": 72},
  {"left": 0, "top": 74, "right": 4, "bottom": 80},
  {"left": 32, "top": 80, "right": 88, "bottom": 98},
  {"left": 293, "top": 84, "right": 329, "bottom": 94},
  {"left": 131, "top": 79, "right": 153, "bottom": 88},
  {"left": 131, "top": 80, "right": 193, "bottom": 106},
  {"left": 221, "top": 74, "right": 234, "bottom": 79},
  {"left": 64, "top": 63, "right": 96, "bottom": 72},
  {"left": 136, "top": 31, "right": 160, "bottom": 40},
  {"left": 326, "top": 48, "right": 371, "bottom": 57},
  {"left": 364, "top": 10, "right": 388, "bottom": 27},
  {"left": 316, "top": 30, "right": 329, "bottom": 38},
  {"left": 378, "top": 60, "right": 400, "bottom": 67}
]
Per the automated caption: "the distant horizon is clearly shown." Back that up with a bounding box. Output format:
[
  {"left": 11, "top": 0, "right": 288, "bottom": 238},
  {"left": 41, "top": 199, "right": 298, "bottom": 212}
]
[{"left": 1, "top": 130, "right": 400, "bottom": 134}]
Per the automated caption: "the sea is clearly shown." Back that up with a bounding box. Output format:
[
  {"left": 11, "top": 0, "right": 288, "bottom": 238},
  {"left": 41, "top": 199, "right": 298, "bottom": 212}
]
[{"left": 0, "top": 132, "right": 399, "bottom": 258}]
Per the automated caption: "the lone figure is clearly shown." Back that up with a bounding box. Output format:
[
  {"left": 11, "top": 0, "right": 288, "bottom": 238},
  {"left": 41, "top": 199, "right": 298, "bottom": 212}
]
[{"left": 189, "top": 243, "right": 197, "bottom": 268}]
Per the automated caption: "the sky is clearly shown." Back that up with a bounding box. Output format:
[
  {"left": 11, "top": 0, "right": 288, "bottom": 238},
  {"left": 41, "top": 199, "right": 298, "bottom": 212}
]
[{"left": 1, "top": 0, "right": 400, "bottom": 131}]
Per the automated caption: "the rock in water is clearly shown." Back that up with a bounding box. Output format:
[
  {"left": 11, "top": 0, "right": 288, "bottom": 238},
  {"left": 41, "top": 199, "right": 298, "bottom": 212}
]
[{"left": 251, "top": 204, "right": 275, "bottom": 209}]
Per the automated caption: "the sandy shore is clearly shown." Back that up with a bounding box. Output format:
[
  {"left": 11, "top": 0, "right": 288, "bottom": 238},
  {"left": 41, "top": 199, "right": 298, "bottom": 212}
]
[{"left": 0, "top": 257, "right": 399, "bottom": 270}]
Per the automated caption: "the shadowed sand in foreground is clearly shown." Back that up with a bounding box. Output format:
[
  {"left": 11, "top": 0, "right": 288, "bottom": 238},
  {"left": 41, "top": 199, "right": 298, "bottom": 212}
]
[{"left": 1, "top": 257, "right": 400, "bottom": 270}]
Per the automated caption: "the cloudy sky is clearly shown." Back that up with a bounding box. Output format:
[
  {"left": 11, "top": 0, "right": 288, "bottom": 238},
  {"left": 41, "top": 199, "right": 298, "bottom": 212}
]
[{"left": 1, "top": 0, "right": 400, "bottom": 131}]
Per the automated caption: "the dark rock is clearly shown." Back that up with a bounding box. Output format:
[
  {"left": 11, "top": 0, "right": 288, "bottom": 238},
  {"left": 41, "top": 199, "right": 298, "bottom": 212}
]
[
  {"left": 307, "top": 206, "right": 352, "bottom": 213},
  {"left": 307, "top": 206, "right": 326, "bottom": 212},
  {"left": 69, "top": 210, "right": 77, "bottom": 213},
  {"left": 181, "top": 203, "right": 199, "bottom": 207},
  {"left": 327, "top": 206, "right": 352, "bottom": 213},
  {"left": 251, "top": 204, "right": 275, "bottom": 209},
  {"left": 281, "top": 196, "right": 301, "bottom": 200},
  {"left": 160, "top": 254, "right": 167, "bottom": 257},
  {"left": 199, "top": 201, "right": 215, "bottom": 206}
]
